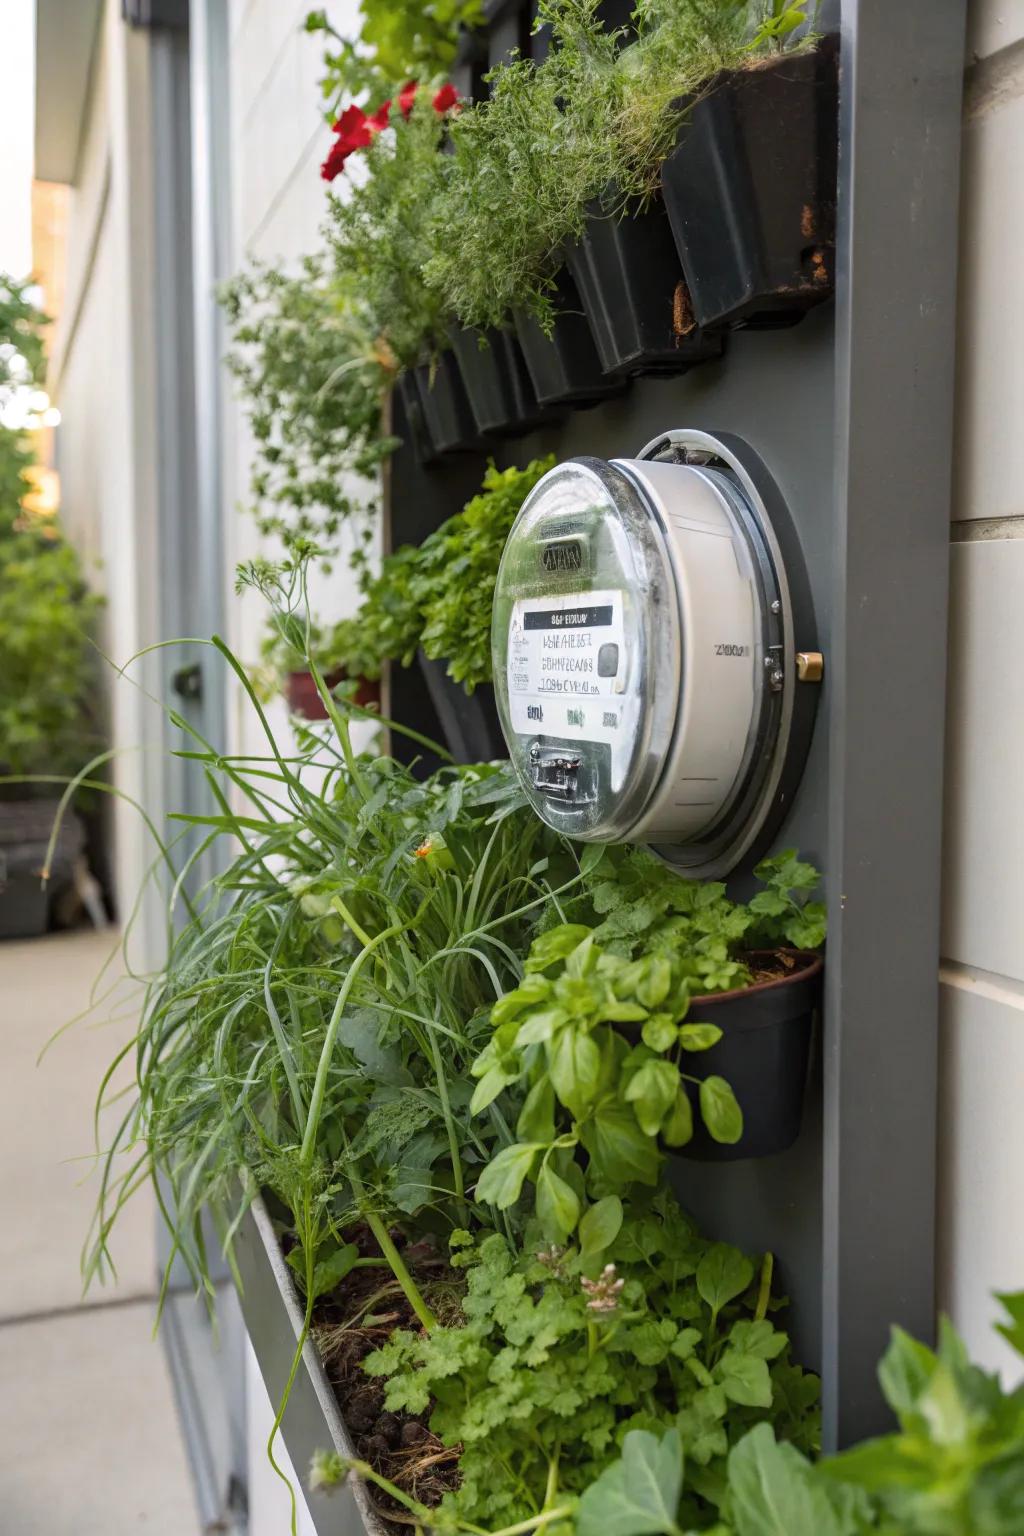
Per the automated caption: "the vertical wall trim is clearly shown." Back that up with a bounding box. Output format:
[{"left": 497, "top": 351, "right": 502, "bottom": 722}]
[{"left": 823, "top": 0, "right": 967, "bottom": 1446}]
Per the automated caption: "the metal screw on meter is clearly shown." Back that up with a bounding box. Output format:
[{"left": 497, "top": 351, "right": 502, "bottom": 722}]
[{"left": 491, "top": 429, "right": 822, "bottom": 878}]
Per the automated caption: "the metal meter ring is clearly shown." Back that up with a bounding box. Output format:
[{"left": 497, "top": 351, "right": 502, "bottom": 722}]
[{"left": 492, "top": 429, "right": 820, "bottom": 878}]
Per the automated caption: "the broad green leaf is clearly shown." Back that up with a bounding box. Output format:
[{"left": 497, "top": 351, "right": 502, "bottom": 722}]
[
  {"left": 291, "top": 1241, "right": 359, "bottom": 1300},
  {"left": 579, "top": 1195, "right": 623, "bottom": 1262},
  {"left": 728, "top": 1320, "right": 788, "bottom": 1361},
  {"left": 549, "top": 1025, "right": 602, "bottom": 1113},
  {"left": 525, "top": 923, "right": 593, "bottom": 973},
  {"left": 491, "top": 971, "right": 552, "bottom": 1024},
  {"left": 470, "top": 1063, "right": 518, "bottom": 1115},
  {"left": 717, "top": 1349, "right": 773, "bottom": 1408},
  {"left": 642, "top": 1012, "right": 679, "bottom": 1053},
  {"left": 536, "top": 1161, "right": 581, "bottom": 1241},
  {"left": 474, "top": 1142, "right": 541, "bottom": 1210},
  {"left": 877, "top": 1326, "right": 937, "bottom": 1416},
  {"left": 579, "top": 842, "right": 605, "bottom": 875},
  {"left": 576, "top": 1429, "right": 684, "bottom": 1536},
  {"left": 728, "top": 1424, "right": 854, "bottom": 1536},
  {"left": 581, "top": 1102, "right": 662, "bottom": 1189},
  {"left": 697, "top": 1244, "right": 753, "bottom": 1317},
  {"left": 517, "top": 1077, "right": 556, "bottom": 1143},
  {"left": 625, "top": 1059, "right": 679, "bottom": 1137},
  {"left": 516, "top": 1006, "right": 569, "bottom": 1046},
  {"left": 699, "top": 1076, "right": 743, "bottom": 1144},
  {"left": 637, "top": 955, "right": 673, "bottom": 1009},
  {"left": 678, "top": 1022, "right": 723, "bottom": 1053},
  {"left": 661, "top": 1087, "right": 694, "bottom": 1148},
  {"left": 970, "top": 1449, "right": 1024, "bottom": 1534}
]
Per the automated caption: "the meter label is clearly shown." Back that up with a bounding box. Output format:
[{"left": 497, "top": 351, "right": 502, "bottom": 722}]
[{"left": 508, "top": 589, "right": 626, "bottom": 745}]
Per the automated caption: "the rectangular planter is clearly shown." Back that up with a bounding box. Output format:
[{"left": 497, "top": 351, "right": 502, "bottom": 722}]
[
  {"left": 414, "top": 354, "right": 484, "bottom": 455},
  {"left": 661, "top": 38, "right": 839, "bottom": 330},
  {"left": 233, "top": 1193, "right": 394, "bottom": 1536},
  {"left": 566, "top": 196, "right": 725, "bottom": 377},
  {"left": 448, "top": 324, "right": 561, "bottom": 438},
  {"left": 513, "top": 270, "right": 631, "bottom": 408}
]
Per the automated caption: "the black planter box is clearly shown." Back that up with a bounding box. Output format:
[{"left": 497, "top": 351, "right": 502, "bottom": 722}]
[
  {"left": 418, "top": 653, "right": 507, "bottom": 764},
  {"left": 396, "top": 372, "right": 440, "bottom": 468},
  {"left": 413, "top": 353, "right": 484, "bottom": 455},
  {"left": 513, "top": 270, "right": 631, "bottom": 409},
  {"left": 675, "top": 951, "right": 822, "bottom": 1161},
  {"left": 448, "top": 325, "right": 561, "bottom": 438},
  {"left": 566, "top": 197, "right": 725, "bottom": 377},
  {"left": 661, "top": 38, "right": 839, "bottom": 331}
]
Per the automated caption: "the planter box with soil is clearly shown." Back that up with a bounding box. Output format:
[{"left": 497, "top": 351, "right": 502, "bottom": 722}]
[
  {"left": 513, "top": 270, "right": 631, "bottom": 409},
  {"left": 566, "top": 195, "right": 725, "bottom": 377},
  {"left": 673, "top": 949, "right": 823, "bottom": 1160},
  {"left": 235, "top": 1194, "right": 449, "bottom": 1536},
  {"left": 661, "top": 38, "right": 839, "bottom": 331},
  {"left": 448, "top": 324, "right": 561, "bottom": 438}
]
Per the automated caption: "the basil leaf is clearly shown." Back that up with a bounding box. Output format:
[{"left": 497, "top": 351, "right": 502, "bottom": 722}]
[
  {"left": 661, "top": 1087, "right": 694, "bottom": 1149},
  {"left": 624, "top": 1059, "right": 679, "bottom": 1137},
  {"left": 469, "top": 1063, "right": 518, "bottom": 1115},
  {"left": 581, "top": 1102, "right": 662, "bottom": 1189},
  {"left": 516, "top": 1077, "right": 556, "bottom": 1144},
  {"left": 576, "top": 1429, "right": 684, "bottom": 1536},
  {"left": 474, "top": 1142, "right": 541, "bottom": 1210},
  {"left": 579, "top": 1195, "right": 623, "bottom": 1262},
  {"left": 728, "top": 1424, "right": 856, "bottom": 1536},
  {"left": 700, "top": 1075, "right": 743, "bottom": 1144},
  {"left": 548, "top": 1025, "right": 602, "bottom": 1114},
  {"left": 678, "top": 1022, "right": 723, "bottom": 1052},
  {"left": 536, "top": 1161, "right": 580, "bottom": 1242},
  {"left": 642, "top": 1013, "right": 679, "bottom": 1053},
  {"left": 525, "top": 923, "right": 594, "bottom": 973}
]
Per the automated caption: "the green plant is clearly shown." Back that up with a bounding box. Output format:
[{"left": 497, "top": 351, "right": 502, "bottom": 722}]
[
  {"left": 323, "top": 1190, "right": 818, "bottom": 1533},
  {"left": 220, "top": 257, "right": 397, "bottom": 552},
  {"left": 324, "top": 88, "right": 456, "bottom": 371},
  {"left": 0, "top": 274, "right": 50, "bottom": 534},
  {"left": 576, "top": 1289, "right": 1024, "bottom": 1536},
  {"left": 306, "top": 0, "right": 482, "bottom": 108},
  {"left": 0, "top": 531, "right": 103, "bottom": 775},
  {"left": 468, "top": 846, "right": 825, "bottom": 1240},
  {"left": 328, "top": 456, "right": 555, "bottom": 692}
]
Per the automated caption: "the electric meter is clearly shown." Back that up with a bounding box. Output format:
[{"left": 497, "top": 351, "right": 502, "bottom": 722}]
[{"left": 492, "top": 429, "right": 820, "bottom": 877}]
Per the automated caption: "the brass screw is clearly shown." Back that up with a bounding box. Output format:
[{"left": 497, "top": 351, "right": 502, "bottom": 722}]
[{"left": 796, "top": 651, "right": 824, "bottom": 684}]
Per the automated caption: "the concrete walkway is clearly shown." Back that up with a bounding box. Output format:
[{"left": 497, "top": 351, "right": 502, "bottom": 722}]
[{"left": 0, "top": 929, "right": 198, "bottom": 1533}]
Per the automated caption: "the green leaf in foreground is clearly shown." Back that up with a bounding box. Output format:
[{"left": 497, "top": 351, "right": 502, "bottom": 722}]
[
  {"left": 576, "top": 1428, "right": 685, "bottom": 1536},
  {"left": 700, "top": 1076, "right": 744, "bottom": 1145},
  {"left": 474, "top": 1142, "right": 540, "bottom": 1210},
  {"left": 728, "top": 1424, "right": 861, "bottom": 1536}
]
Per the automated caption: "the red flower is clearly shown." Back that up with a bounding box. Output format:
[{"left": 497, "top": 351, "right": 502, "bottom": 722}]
[
  {"left": 398, "top": 80, "right": 418, "bottom": 119},
  {"left": 432, "top": 82, "right": 459, "bottom": 114},
  {"left": 321, "top": 100, "right": 393, "bottom": 182},
  {"left": 368, "top": 99, "right": 392, "bottom": 134}
]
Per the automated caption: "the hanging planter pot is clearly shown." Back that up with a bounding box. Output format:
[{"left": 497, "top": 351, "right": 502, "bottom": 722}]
[
  {"left": 396, "top": 372, "right": 439, "bottom": 468},
  {"left": 448, "top": 324, "right": 561, "bottom": 438},
  {"left": 673, "top": 950, "right": 823, "bottom": 1161},
  {"left": 513, "top": 270, "right": 631, "bottom": 409},
  {"left": 418, "top": 653, "right": 507, "bottom": 764},
  {"left": 284, "top": 670, "right": 381, "bottom": 722},
  {"left": 565, "top": 194, "right": 725, "bottom": 377},
  {"left": 661, "top": 37, "right": 839, "bottom": 331},
  {"left": 414, "top": 352, "right": 485, "bottom": 455}
]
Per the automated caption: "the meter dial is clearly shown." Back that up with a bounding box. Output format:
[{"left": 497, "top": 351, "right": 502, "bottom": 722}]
[{"left": 492, "top": 429, "right": 819, "bottom": 878}]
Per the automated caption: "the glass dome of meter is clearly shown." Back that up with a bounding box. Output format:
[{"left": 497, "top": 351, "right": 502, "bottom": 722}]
[{"left": 492, "top": 457, "right": 681, "bottom": 841}]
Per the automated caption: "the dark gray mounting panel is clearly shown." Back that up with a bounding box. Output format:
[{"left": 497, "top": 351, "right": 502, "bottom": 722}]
[{"left": 388, "top": 0, "right": 967, "bottom": 1448}]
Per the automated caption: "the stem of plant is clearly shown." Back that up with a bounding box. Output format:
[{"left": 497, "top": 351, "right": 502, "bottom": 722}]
[{"left": 299, "top": 919, "right": 406, "bottom": 1168}]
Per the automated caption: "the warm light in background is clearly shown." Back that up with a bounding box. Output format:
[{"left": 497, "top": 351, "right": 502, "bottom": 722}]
[{"left": 21, "top": 463, "right": 61, "bottom": 521}]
